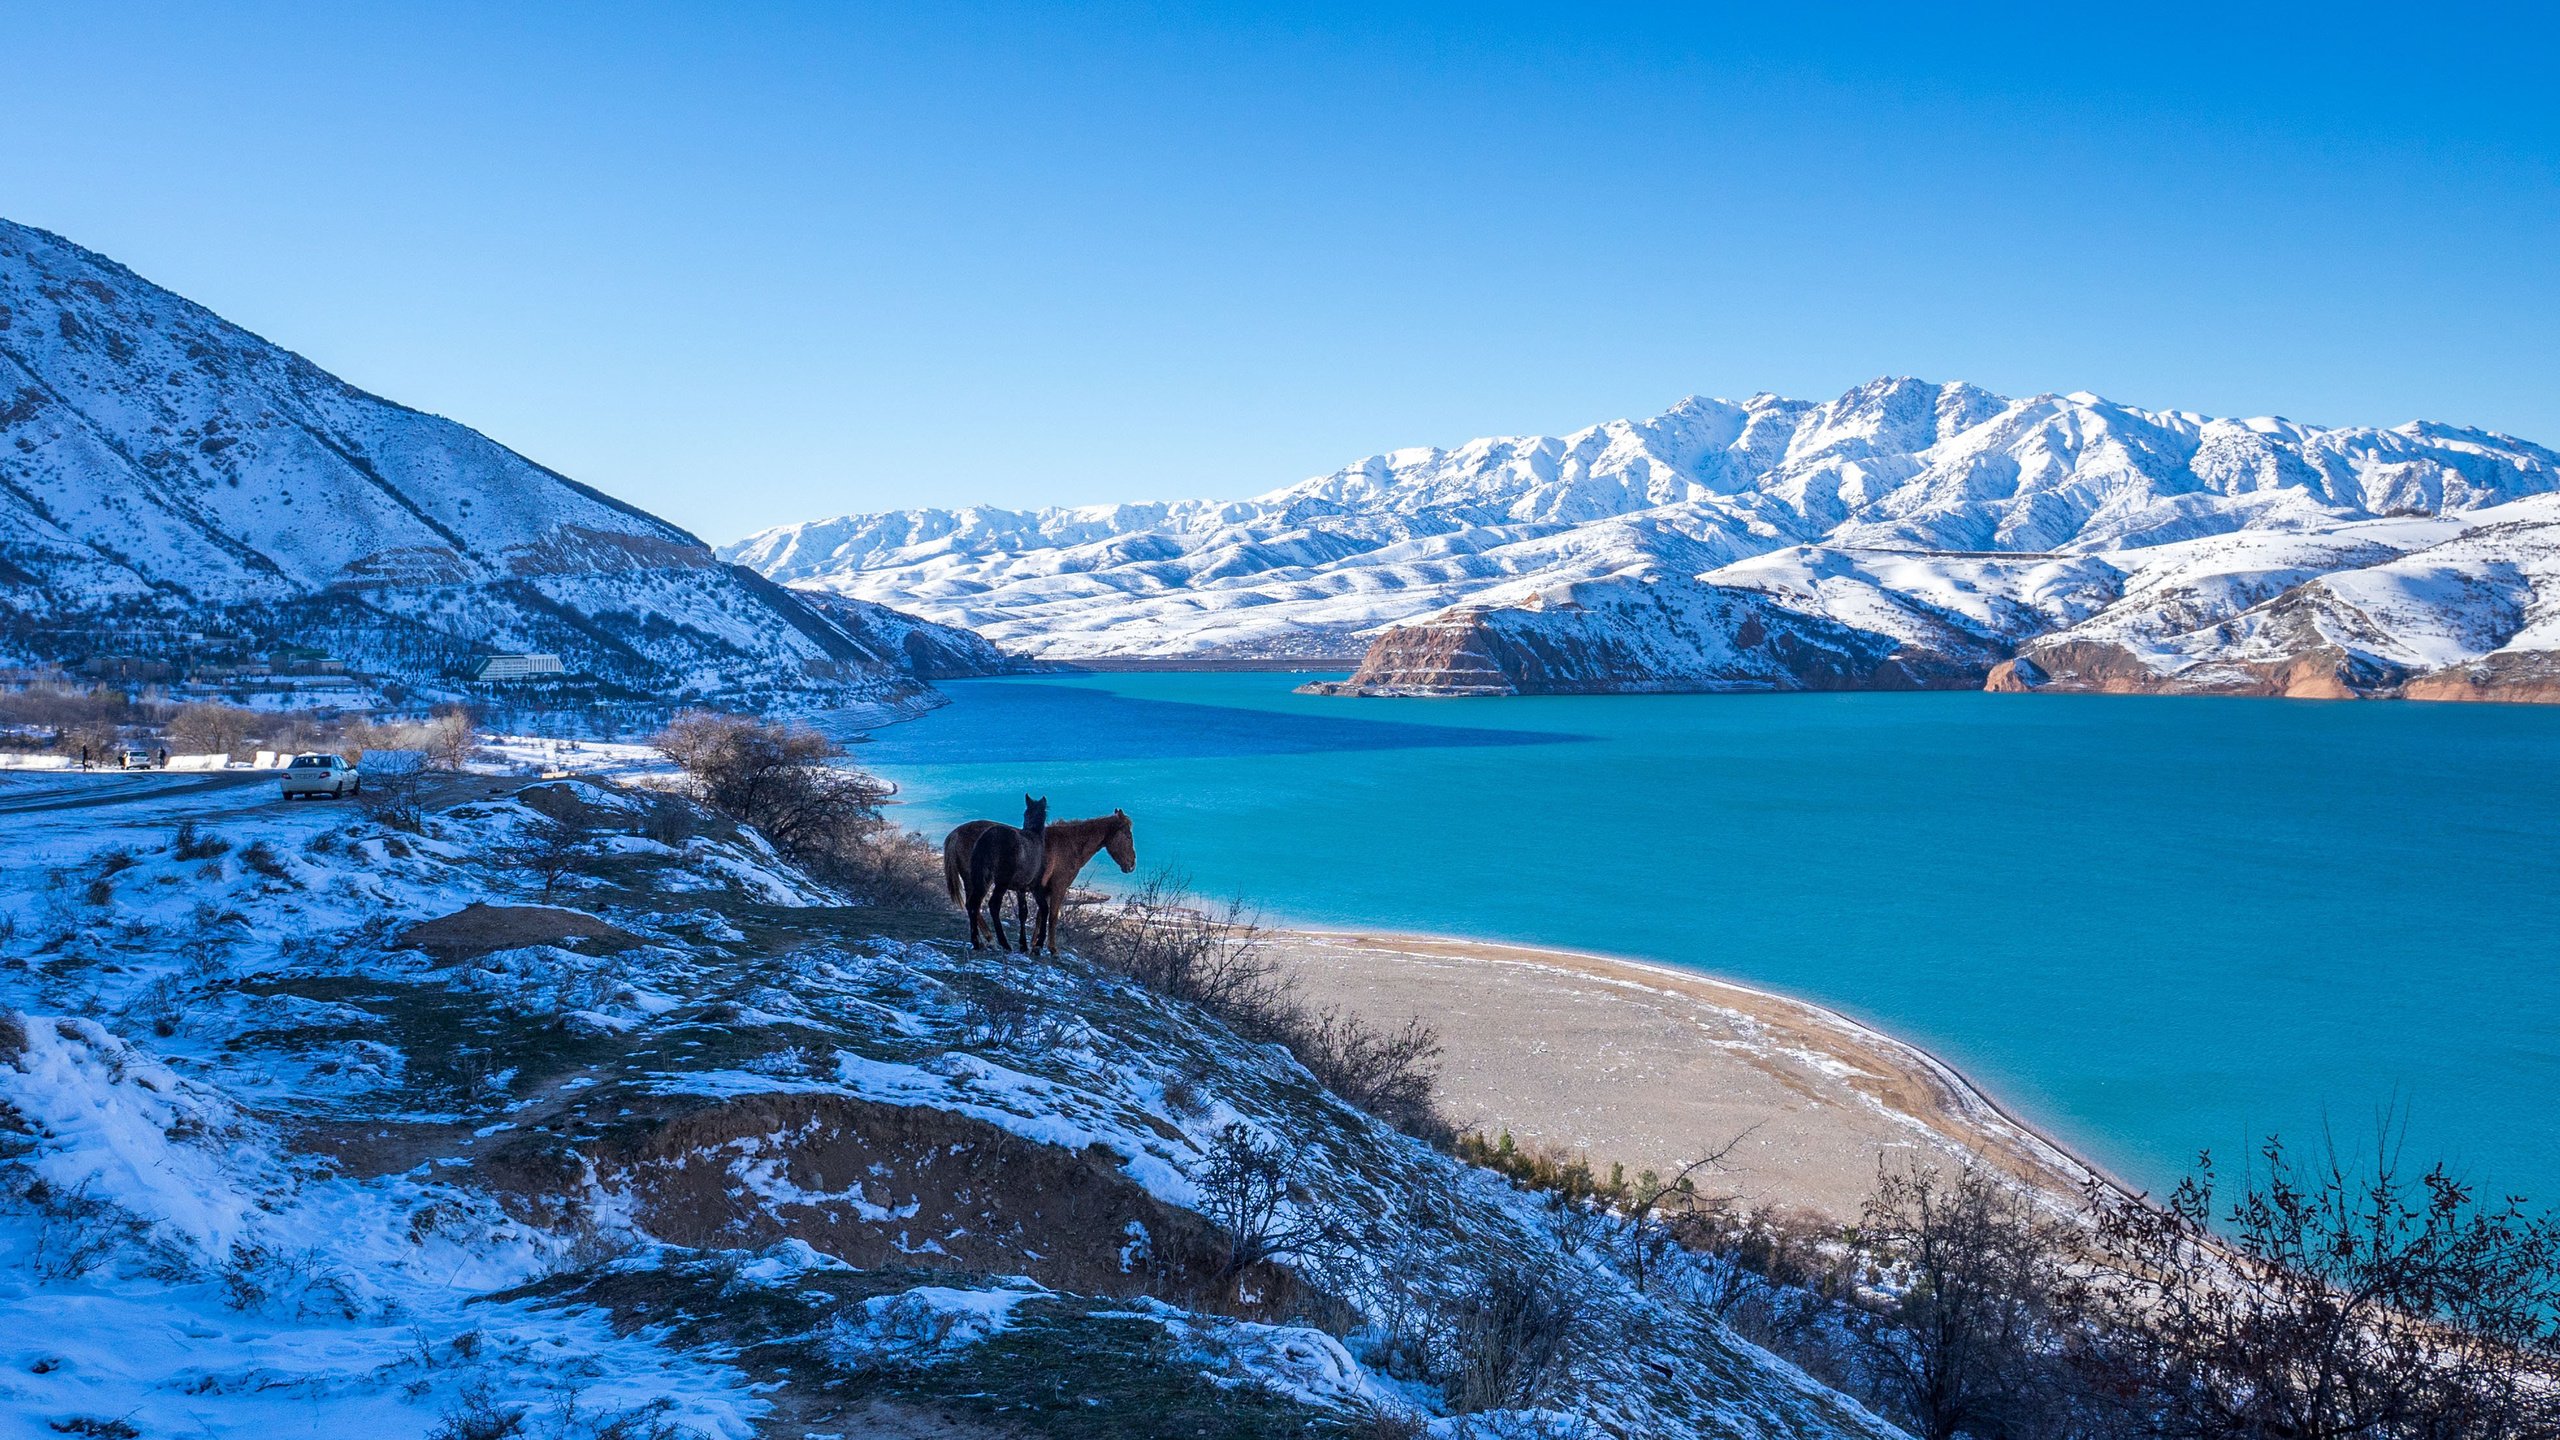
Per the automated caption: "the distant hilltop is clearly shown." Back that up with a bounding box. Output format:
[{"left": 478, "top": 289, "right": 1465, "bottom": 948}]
[
  {"left": 0, "top": 218, "right": 1010, "bottom": 711},
  {"left": 731, "top": 378, "right": 2560, "bottom": 702}
]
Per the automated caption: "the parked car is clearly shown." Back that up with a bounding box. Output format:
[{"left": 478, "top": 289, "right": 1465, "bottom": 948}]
[
  {"left": 116, "top": 747, "right": 160, "bottom": 770},
  {"left": 279, "top": 752, "right": 360, "bottom": 800}
]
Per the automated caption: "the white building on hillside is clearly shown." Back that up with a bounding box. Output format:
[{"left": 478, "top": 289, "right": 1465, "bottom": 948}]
[{"left": 472, "top": 653, "right": 566, "bottom": 682}]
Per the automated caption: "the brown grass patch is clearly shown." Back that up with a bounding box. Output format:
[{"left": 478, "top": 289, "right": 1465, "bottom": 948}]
[{"left": 396, "top": 902, "right": 644, "bottom": 964}]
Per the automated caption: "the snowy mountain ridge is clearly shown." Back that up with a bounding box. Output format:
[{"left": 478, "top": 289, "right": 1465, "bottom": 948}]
[
  {"left": 728, "top": 378, "right": 2560, "bottom": 690},
  {"left": 0, "top": 218, "right": 992, "bottom": 705}
]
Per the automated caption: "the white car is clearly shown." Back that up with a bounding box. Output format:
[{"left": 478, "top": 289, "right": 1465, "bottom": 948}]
[{"left": 279, "top": 752, "right": 360, "bottom": 800}]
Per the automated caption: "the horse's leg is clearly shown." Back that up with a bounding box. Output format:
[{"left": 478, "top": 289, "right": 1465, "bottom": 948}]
[
  {"left": 989, "top": 884, "right": 1010, "bottom": 951},
  {"left": 1039, "top": 886, "right": 1060, "bottom": 955},
  {"left": 1011, "top": 888, "right": 1030, "bottom": 953},
  {"left": 964, "top": 876, "right": 986, "bottom": 949}
]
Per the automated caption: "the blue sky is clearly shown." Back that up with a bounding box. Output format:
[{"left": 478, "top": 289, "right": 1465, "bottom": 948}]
[{"left": 5, "top": 2, "right": 2555, "bottom": 541}]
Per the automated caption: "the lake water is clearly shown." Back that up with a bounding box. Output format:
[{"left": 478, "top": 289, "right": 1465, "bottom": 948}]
[{"left": 850, "top": 672, "right": 2560, "bottom": 1203}]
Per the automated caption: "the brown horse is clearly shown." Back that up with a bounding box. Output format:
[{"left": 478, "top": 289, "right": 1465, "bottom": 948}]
[
  {"left": 962, "top": 795, "right": 1047, "bottom": 950},
  {"left": 1026, "top": 809, "right": 1137, "bottom": 955}
]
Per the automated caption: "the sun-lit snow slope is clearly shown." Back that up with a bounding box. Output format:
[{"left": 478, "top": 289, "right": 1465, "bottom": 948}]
[
  {"left": 1991, "top": 494, "right": 2560, "bottom": 701},
  {"left": 0, "top": 218, "right": 973, "bottom": 703},
  {"left": 728, "top": 377, "right": 2560, "bottom": 668}
]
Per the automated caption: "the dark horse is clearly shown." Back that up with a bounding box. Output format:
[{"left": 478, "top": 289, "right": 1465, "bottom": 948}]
[
  {"left": 958, "top": 795, "right": 1047, "bottom": 950},
  {"left": 942, "top": 797, "right": 1036, "bottom": 939},
  {"left": 1024, "top": 809, "right": 1137, "bottom": 954}
]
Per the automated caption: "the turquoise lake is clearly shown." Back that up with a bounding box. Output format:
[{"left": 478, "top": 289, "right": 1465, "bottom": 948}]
[{"left": 850, "top": 672, "right": 2560, "bottom": 1204}]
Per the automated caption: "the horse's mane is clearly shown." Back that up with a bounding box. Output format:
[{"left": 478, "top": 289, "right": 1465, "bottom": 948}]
[{"left": 1043, "top": 814, "right": 1128, "bottom": 847}]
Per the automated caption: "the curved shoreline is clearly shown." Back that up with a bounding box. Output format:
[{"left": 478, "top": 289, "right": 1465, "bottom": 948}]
[{"left": 1264, "top": 926, "right": 2137, "bottom": 1224}]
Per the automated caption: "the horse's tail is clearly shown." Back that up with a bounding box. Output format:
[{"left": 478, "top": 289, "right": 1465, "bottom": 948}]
[{"left": 941, "top": 822, "right": 981, "bottom": 904}]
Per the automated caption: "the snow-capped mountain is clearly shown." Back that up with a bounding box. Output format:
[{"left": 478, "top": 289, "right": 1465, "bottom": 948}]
[
  {"left": 0, "top": 219, "right": 995, "bottom": 705},
  {"left": 731, "top": 378, "right": 2560, "bottom": 699}
]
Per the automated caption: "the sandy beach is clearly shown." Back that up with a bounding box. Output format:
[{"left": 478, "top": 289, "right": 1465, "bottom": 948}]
[{"left": 1265, "top": 928, "right": 2113, "bottom": 1228}]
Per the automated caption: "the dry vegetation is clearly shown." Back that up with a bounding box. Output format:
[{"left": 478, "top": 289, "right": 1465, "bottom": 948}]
[
  {"left": 1466, "top": 1126, "right": 2560, "bottom": 1440},
  {"left": 0, "top": 682, "right": 475, "bottom": 766}
]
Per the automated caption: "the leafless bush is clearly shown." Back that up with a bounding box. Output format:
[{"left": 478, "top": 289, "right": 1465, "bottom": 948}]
[
  {"left": 1854, "top": 1158, "right": 2086, "bottom": 1440},
  {"left": 240, "top": 841, "right": 290, "bottom": 878},
  {"left": 431, "top": 1381, "right": 525, "bottom": 1440},
  {"left": 219, "top": 1242, "right": 362, "bottom": 1320},
  {"left": 1077, "top": 875, "right": 1452, "bottom": 1143},
  {"left": 358, "top": 750, "right": 431, "bottom": 832},
  {"left": 1442, "top": 1268, "right": 1593, "bottom": 1414},
  {"left": 653, "top": 710, "right": 889, "bottom": 858},
  {"left": 1289, "top": 1011, "right": 1444, "bottom": 1137},
  {"left": 343, "top": 709, "right": 476, "bottom": 770},
  {"left": 2075, "top": 1131, "right": 2560, "bottom": 1440},
  {"left": 20, "top": 1176, "right": 152, "bottom": 1283},
  {"left": 812, "top": 825, "right": 950, "bottom": 909},
  {"left": 170, "top": 819, "right": 231, "bottom": 860},
  {"left": 1195, "top": 1122, "right": 1334, "bottom": 1283},
  {"left": 509, "top": 817, "right": 591, "bottom": 903},
  {"left": 57, "top": 718, "right": 122, "bottom": 764}
]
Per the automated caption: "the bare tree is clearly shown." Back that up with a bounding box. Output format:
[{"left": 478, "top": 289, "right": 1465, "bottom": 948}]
[
  {"left": 1623, "top": 1128, "right": 1756, "bottom": 1294},
  {"left": 510, "top": 817, "right": 590, "bottom": 903},
  {"left": 2077, "top": 1130, "right": 2560, "bottom": 1440},
  {"left": 165, "top": 701, "right": 256, "bottom": 758}
]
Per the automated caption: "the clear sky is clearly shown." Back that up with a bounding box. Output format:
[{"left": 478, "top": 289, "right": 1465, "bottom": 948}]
[{"left": 5, "top": 2, "right": 2555, "bottom": 542}]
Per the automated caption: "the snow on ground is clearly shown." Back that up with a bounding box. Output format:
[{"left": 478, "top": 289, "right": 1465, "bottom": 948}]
[{"left": 0, "top": 765, "right": 1905, "bottom": 1438}]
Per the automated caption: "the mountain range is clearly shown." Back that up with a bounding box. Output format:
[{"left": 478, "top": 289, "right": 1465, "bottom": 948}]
[
  {"left": 731, "top": 379, "right": 2560, "bottom": 701},
  {"left": 0, "top": 219, "right": 994, "bottom": 709}
]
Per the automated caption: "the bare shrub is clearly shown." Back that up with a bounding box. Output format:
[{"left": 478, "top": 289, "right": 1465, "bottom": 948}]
[
  {"left": 814, "top": 824, "right": 950, "bottom": 909},
  {"left": 1195, "top": 1122, "right": 1330, "bottom": 1283},
  {"left": 21, "top": 1177, "right": 151, "bottom": 1283},
  {"left": 1443, "top": 1268, "right": 1592, "bottom": 1414},
  {"left": 2076, "top": 1131, "right": 2560, "bottom": 1440},
  {"left": 219, "top": 1242, "right": 362, "bottom": 1319},
  {"left": 170, "top": 819, "right": 231, "bottom": 860},
  {"left": 45, "top": 1415, "right": 141, "bottom": 1439},
  {"left": 431, "top": 1381, "right": 525, "bottom": 1440},
  {"left": 1078, "top": 875, "right": 1451, "bottom": 1143},
  {"left": 239, "top": 841, "right": 290, "bottom": 879},
  {"left": 357, "top": 749, "right": 430, "bottom": 832},
  {"left": 1854, "top": 1158, "right": 2085, "bottom": 1440},
  {"left": 509, "top": 817, "right": 591, "bottom": 903},
  {"left": 653, "top": 710, "right": 889, "bottom": 857}
]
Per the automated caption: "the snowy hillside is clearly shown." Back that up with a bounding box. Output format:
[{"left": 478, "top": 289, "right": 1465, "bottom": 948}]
[
  {"left": 0, "top": 219, "right": 999, "bottom": 705},
  {"left": 0, "top": 770, "right": 1899, "bottom": 1438},
  {"left": 728, "top": 378, "right": 2560, "bottom": 686}
]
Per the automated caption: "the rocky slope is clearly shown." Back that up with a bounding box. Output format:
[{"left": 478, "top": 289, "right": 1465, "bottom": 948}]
[
  {"left": 0, "top": 219, "right": 1000, "bottom": 706},
  {"left": 0, "top": 766, "right": 1902, "bottom": 1438},
  {"left": 731, "top": 378, "right": 2560, "bottom": 700}
]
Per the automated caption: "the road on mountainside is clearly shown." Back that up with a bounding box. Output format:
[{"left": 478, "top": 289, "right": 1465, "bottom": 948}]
[
  {"left": 0, "top": 770, "right": 276, "bottom": 817},
  {"left": 0, "top": 770, "right": 525, "bottom": 822}
]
